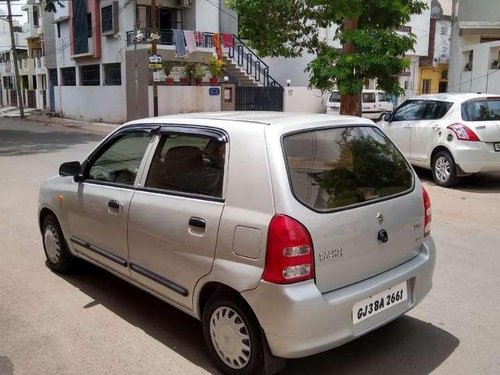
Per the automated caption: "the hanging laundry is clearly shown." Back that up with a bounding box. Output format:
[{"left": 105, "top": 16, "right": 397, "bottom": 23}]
[
  {"left": 172, "top": 29, "right": 187, "bottom": 57},
  {"left": 194, "top": 31, "right": 204, "bottom": 47},
  {"left": 213, "top": 33, "right": 223, "bottom": 61},
  {"left": 184, "top": 30, "right": 197, "bottom": 54},
  {"left": 222, "top": 33, "right": 234, "bottom": 48}
]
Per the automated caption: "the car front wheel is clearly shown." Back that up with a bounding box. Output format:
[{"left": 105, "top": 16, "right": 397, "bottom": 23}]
[
  {"left": 42, "top": 214, "right": 75, "bottom": 273},
  {"left": 432, "top": 150, "right": 459, "bottom": 187}
]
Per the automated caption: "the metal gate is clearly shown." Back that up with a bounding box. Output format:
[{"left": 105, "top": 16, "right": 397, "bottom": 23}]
[{"left": 235, "top": 86, "right": 283, "bottom": 112}]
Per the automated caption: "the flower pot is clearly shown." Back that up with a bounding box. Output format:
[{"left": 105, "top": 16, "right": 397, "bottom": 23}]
[
  {"left": 209, "top": 77, "right": 218, "bottom": 86},
  {"left": 194, "top": 78, "right": 203, "bottom": 86},
  {"left": 180, "top": 77, "right": 189, "bottom": 86},
  {"left": 165, "top": 77, "right": 174, "bottom": 86}
]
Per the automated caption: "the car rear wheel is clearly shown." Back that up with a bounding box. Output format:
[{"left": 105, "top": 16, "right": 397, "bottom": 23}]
[
  {"left": 202, "top": 293, "right": 265, "bottom": 375},
  {"left": 432, "top": 150, "right": 459, "bottom": 187},
  {"left": 42, "top": 214, "right": 75, "bottom": 273}
]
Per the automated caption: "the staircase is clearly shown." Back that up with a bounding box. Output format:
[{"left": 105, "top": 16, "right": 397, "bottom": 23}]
[{"left": 223, "top": 35, "right": 283, "bottom": 89}]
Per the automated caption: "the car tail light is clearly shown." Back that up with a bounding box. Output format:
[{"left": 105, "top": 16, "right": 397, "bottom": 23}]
[
  {"left": 423, "top": 187, "right": 432, "bottom": 237},
  {"left": 263, "top": 215, "right": 315, "bottom": 284},
  {"left": 447, "top": 123, "right": 479, "bottom": 141}
]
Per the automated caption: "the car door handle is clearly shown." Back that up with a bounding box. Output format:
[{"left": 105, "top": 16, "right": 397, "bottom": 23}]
[
  {"left": 188, "top": 217, "right": 206, "bottom": 229},
  {"left": 108, "top": 200, "right": 121, "bottom": 210},
  {"left": 432, "top": 125, "right": 440, "bottom": 131}
]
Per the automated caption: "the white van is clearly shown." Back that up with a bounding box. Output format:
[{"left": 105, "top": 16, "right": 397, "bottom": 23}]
[{"left": 326, "top": 90, "right": 394, "bottom": 120}]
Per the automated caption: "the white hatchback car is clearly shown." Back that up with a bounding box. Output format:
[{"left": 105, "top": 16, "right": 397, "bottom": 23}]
[{"left": 379, "top": 93, "right": 500, "bottom": 187}]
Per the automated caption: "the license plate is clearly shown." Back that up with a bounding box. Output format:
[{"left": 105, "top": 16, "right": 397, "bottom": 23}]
[
  {"left": 352, "top": 281, "right": 408, "bottom": 324},
  {"left": 494, "top": 143, "right": 500, "bottom": 152}
]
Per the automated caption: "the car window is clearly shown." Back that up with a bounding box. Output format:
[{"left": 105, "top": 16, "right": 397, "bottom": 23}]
[
  {"left": 329, "top": 92, "right": 341, "bottom": 103},
  {"left": 87, "top": 132, "right": 152, "bottom": 185},
  {"left": 378, "top": 92, "right": 389, "bottom": 102},
  {"left": 424, "top": 101, "right": 453, "bottom": 120},
  {"left": 283, "top": 126, "right": 413, "bottom": 211},
  {"left": 362, "top": 93, "right": 376, "bottom": 103},
  {"left": 392, "top": 100, "right": 425, "bottom": 121},
  {"left": 462, "top": 99, "right": 500, "bottom": 121},
  {"left": 145, "top": 134, "right": 225, "bottom": 198}
]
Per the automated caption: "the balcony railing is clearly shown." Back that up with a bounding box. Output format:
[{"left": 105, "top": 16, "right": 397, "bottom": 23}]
[{"left": 126, "top": 28, "right": 214, "bottom": 48}]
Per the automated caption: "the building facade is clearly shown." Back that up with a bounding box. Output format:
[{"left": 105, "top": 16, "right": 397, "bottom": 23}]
[{"left": 448, "top": 0, "right": 500, "bottom": 94}]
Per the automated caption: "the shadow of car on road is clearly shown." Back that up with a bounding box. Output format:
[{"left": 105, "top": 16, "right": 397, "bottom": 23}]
[
  {"left": 414, "top": 167, "right": 500, "bottom": 194},
  {"left": 56, "top": 261, "right": 459, "bottom": 375},
  {"left": 0, "top": 129, "right": 103, "bottom": 156}
]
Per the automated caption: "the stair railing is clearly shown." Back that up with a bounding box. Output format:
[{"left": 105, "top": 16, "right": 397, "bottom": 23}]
[{"left": 228, "top": 35, "right": 283, "bottom": 89}]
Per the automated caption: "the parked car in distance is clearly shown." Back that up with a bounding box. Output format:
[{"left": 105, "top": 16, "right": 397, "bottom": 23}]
[
  {"left": 326, "top": 89, "right": 394, "bottom": 120},
  {"left": 378, "top": 93, "right": 500, "bottom": 187},
  {"left": 39, "top": 112, "right": 435, "bottom": 375}
]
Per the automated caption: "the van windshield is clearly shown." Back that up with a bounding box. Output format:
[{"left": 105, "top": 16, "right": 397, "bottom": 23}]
[
  {"left": 283, "top": 126, "right": 414, "bottom": 211},
  {"left": 329, "top": 92, "right": 341, "bottom": 102}
]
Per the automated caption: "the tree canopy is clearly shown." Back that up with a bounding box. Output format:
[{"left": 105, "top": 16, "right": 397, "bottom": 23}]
[
  {"left": 228, "top": 0, "right": 427, "bottom": 110},
  {"left": 43, "top": 0, "right": 64, "bottom": 13}
]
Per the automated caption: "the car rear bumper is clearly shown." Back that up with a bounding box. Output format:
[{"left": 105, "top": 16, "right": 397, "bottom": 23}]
[
  {"left": 242, "top": 236, "right": 436, "bottom": 359},
  {"left": 452, "top": 141, "right": 500, "bottom": 173}
]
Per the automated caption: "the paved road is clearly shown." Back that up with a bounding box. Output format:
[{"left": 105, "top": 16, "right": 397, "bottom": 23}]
[{"left": 0, "top": 118, "right": 498, "bottom": 375}]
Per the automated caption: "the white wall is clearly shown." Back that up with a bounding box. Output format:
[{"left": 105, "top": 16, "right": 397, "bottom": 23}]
[
  {"left": 55, "top": 86, "right": 127, "bottom": 123},
  {"left": 283, "top": 87, "right": 326, "bottom": 113},
  {"left": 407, "top": 0, "right": 431, "bottom": 57},
  {"left": 149, "top": 86, "right": 221, "bottom": 116},
  {"left": 196, "top": 0, "right": 219, "bottom": 32}
]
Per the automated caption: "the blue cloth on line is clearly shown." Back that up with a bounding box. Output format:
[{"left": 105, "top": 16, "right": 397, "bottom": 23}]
[{"left": 172, "top": 29, "right": 186, "bottom": 57}]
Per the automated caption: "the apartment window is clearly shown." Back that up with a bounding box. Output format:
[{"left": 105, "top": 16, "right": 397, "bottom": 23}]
[
  {"left": 104, "top": 63, "right": 121, "bottom": 85},
  {"left": 33, "top": 8, "right": 39, "bottom": 27},
  {"left": 73, "top": 0, "right": 89, "bottom": 54},
  {"left": 33, "top": 75, "right": 37, "bottom": 90},
  {"left": 464, "top": 51, "right": 473, "bottom": 71},
  {"left": 101, "top": 5, "right": 113, "bottom": 33},
  {"left": 57, "top": 23, "right": 61, "bottom": 38},
  {"left": 80, "top": 64, "right": 100, "bottom": 86},
  {"left": 61, "top": 67, "right": 76, "bottom": 86},
  {"left": 422, "top": 79, "right": 431, "bottom": 94},
  {"left": 87, "top": 13, "right": 92, "bottom": 38}
]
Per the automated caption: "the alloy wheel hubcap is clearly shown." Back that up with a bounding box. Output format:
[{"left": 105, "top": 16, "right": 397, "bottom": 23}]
[
  {"left": 210, "top": 306, "right": 251, "bottom": 369},
  {"left": 44, "top": 225, "right": 61, "bottom": 264},
  {"left": 435, "top": 156, "right": 451, "bottom": 183}
]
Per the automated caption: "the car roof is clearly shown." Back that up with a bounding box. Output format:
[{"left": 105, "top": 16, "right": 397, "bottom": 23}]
[
  {"left": 124, "top": 112, "right": 374, "bottom": 129},
  {"left": 408, "top": 93, "right": 500, "bottom": 102}
]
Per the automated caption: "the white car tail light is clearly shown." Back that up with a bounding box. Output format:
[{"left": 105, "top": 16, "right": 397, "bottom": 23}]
[
  {"left": 263, "top": 215, "right": 315, "bottom": 284},
  {"left": 423, "top": 187, "right": 432, "bottom": 237},
  {"left": 447, "top": 123, "right": 479, "bottom": 141}
]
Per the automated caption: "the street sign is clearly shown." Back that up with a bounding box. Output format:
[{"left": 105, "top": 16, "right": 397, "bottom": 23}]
[
  {"left": 149, "top": 54, "right": 162, "bottom": 64},
  {"left": 153, "top": 71, "right": 161, "bottom": 82},
  {"left": 149, "top": 63, "right": 162, "bottom": 70},
  {"left": 209, "top": 87, "right": 221, "bottom": 96}
]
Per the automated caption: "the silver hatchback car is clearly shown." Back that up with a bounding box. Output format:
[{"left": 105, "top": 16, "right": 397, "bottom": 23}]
[{"left": 39, "top": 112, "right": 435, "bottom": 375}]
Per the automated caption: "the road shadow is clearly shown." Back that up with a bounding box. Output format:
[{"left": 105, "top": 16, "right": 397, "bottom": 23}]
[
  {"left": 0, "top": 129, "right": 102, "bottom": 156},
  {"left": 414, "top": 167, "right": 500, "bottom": 193},
  {"left": 56, "top": 261, "right": 458, "bottom": 375},
  {"left": 0, "top": 356, "right": 14, "bottom": 375},
  {"left": 56, "top": 261, "right": 220, "bottom": 374},
  {"left": 283, "top": 316, "right": 459, "bottom": 375}
]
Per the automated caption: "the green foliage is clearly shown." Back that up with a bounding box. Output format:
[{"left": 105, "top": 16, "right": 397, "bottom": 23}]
[
  {"left": 44, "top": 0, "right": 65, "bottom": 13},
  {"left": 205, "top": 56, "right": 225, "bottom": 77},
  {"left": 227, "top": 0, "right": 427, "bottom": 97}
]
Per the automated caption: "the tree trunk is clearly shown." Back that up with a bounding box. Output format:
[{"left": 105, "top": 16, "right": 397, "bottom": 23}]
[{"left": 340, "top": 18, "right": 359, "bottom": 116}]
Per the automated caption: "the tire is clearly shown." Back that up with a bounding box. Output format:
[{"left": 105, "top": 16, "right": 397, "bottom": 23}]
[
  {"left": 202, "top": 293, "right": 265, "bottom": 375},
  {"left": 42, "top": 214, "right": 75, "bottom": 273},
  {"left": 432, "top": 150, "right": 459, "bottom": 187}
]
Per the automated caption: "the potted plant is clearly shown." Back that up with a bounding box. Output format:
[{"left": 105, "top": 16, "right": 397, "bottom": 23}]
[
  {"left": 162, "top": 61, "right": 175, "bottom": 85},
  {"left": 193, "top": 63, "right": 206, "bottom": 86},
  {"left": 183, "top": 61, "right": 197, "bottom": 85},
  {"left": 205, "top": 56, "right": 224, "bottom": 85}
]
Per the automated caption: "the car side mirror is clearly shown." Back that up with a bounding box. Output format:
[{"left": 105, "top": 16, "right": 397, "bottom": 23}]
[
  {"left": 383, "top": 112, "right": 393, "bottom": 122},
  {"left": 59, "top": 161, "right": 82, "bottom": 178}
]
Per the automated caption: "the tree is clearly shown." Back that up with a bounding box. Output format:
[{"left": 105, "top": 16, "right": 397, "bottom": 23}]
[
  {"left": 227, "top": 0, "right": 428, "bottom": 115},
  {"left": 43, "top": 0, "right": 64, "bottom": 13}
]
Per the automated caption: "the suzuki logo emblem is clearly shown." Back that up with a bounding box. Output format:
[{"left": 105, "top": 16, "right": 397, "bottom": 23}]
[{"left": 377, "top": 212, "right": 384, "bottom": 224}]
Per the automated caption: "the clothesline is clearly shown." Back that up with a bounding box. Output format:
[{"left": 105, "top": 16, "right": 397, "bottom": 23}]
[{"left": 172, "top": 30, "right": 234, "bottom": 58}]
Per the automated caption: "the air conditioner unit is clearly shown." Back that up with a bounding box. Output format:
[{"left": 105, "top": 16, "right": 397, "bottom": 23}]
[{"left": 178, "top": 0, "right": 192, "bottom": 8}]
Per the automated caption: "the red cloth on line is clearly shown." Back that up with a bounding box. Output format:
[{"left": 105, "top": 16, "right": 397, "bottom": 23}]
[
  {"left": 222, "top": 33, "right": 234, "bottom": 48},
  {"left": 213, "top": 33, "right": 223, "bottom": 60}
]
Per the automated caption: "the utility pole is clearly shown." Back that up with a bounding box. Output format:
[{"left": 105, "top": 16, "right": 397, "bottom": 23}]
[
  {"left": 4, "top": 0, "right": 24, "bottom": 118},
  {"left": 151, "top": 0, "right": 158, "bottom": 117}
]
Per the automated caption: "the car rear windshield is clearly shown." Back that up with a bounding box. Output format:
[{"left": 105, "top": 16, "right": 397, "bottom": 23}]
[
  {"left": 329, "top": 92, "right": 341, "bottom": 102},
  {"left": 283, "top": 126, "right": 414, "bottom": 211},
  {"left": 462, "top": 99, "right": 500, "bottom": 121}
]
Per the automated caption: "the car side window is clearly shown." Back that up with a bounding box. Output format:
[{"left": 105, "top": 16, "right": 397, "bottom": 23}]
[
  {"left": 378, "top": 92, "right": 389, "bottom": 102},
  {"left": 87, "top": 131, "right": 152, "bottom": 185},
  {"left": 362, "top": 93, "right": 376, "bottom": 103},
  {"left": 145, "top": 133, "right": 226, "bottom": 198},
  {"left": 392, "top": 100, "right": 425, "bottom": 121},
  {"left": 424, "top": 101, "right": 453, "bottom": 120}
]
